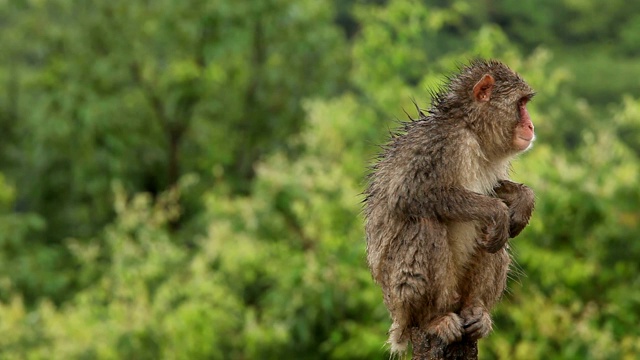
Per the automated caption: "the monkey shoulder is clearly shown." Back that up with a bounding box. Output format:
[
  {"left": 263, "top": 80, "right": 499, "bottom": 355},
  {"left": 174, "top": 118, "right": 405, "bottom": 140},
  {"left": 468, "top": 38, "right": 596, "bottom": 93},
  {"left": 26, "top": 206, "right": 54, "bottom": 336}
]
[{"left": 397, "top": 121, "right": 458, "bottom": 158}]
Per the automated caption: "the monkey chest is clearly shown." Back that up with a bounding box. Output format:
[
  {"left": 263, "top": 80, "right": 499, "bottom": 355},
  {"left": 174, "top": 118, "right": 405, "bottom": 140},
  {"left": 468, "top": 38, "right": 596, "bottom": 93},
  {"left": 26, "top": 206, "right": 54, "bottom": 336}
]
[{"left": 446, "top": 221, "right": 480, "bottom": 270}]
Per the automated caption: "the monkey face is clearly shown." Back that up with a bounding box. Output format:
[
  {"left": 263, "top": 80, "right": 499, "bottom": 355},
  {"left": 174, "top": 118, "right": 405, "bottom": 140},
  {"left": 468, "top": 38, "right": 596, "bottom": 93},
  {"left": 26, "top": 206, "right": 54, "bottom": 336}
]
[
  {"left": 513, "top": 96, "right": 535, "bottom": 151},
  {"left": 471, "top": 68, "right": 536, "bottom": 154}
]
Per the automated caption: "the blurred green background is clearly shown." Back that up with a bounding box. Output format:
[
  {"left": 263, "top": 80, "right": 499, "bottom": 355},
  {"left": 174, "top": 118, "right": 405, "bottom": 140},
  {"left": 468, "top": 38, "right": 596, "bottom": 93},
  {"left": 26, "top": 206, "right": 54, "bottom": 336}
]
[{"left": 1, "top": 0, "right": 639, "bottom": 359}]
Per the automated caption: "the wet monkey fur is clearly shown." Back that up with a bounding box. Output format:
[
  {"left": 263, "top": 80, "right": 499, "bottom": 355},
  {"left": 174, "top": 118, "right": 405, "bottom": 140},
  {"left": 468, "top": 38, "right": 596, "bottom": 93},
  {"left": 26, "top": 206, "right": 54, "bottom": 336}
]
[{"left": 364, "top": 59, "right": 536, "bottom": 354}]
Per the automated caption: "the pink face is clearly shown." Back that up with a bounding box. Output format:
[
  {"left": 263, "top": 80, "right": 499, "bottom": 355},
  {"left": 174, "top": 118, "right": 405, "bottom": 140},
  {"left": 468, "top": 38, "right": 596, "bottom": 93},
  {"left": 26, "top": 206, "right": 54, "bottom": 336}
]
[{"left": 513, "top": 98, "right": 534, "bottom": 151}]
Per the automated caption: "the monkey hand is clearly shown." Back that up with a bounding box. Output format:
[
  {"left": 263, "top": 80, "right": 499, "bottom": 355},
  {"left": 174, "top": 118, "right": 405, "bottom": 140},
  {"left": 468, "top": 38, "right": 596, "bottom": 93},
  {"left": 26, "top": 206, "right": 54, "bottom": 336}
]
[
  {"left": 477, "top": 201, "right": 510, "bottom": 253},
  {"left": 494, "top": 180, "right": 535, "bottom": 238},
  {"left": 506, "top": 185, "right": 535, "bottom": 238}
]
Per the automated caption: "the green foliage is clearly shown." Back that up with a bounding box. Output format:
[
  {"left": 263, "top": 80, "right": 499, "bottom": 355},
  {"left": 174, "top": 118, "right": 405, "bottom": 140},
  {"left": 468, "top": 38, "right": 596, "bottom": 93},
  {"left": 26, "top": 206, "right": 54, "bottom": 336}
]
[
  {"left": 0, "top": 0, "right": 639, "bottom": 359},
  {"left": 0, "top": 0, "right": 348, "bottom": 304}
]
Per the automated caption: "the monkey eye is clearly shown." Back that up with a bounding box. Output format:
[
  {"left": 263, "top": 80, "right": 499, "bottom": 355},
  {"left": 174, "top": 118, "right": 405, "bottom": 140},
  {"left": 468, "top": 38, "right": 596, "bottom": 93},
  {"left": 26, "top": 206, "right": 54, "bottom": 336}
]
[{"left": 518, "top": 94, "right": 534, "bottom": 107}]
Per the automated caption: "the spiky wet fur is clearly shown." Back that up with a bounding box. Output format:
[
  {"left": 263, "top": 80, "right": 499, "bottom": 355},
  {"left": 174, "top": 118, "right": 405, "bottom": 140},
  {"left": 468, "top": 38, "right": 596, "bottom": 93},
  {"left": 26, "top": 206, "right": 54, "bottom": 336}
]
[{"left": 363, "top": 59, "right": 535, "bottom": 356}]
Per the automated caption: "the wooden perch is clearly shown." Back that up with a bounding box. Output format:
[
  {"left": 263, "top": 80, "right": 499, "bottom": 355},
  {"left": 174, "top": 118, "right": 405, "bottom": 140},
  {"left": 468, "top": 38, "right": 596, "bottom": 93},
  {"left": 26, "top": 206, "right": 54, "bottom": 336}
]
[{"left": 411, "top": 328, "right": 478, "bottom": 360}]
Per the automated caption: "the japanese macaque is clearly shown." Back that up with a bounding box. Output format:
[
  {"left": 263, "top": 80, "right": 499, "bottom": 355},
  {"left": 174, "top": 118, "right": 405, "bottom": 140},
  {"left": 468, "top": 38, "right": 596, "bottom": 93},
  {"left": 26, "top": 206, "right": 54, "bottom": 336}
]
[{"left": 364, "top": 59, "right": 536, "bottom": 354}]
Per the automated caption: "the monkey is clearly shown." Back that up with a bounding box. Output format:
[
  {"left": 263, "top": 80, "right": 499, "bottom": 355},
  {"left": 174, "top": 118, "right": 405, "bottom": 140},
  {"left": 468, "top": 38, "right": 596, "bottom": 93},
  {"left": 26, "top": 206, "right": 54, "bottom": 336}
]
[{"left": 363, "top": 59, "right": 536, "bottom": 354}]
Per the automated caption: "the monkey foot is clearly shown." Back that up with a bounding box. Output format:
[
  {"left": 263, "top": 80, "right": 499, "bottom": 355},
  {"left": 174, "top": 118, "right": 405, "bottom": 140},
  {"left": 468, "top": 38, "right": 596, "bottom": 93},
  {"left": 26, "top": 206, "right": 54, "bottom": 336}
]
[
  {"left": 426, "top": 312, "right": 463, "bottom": 344},
  {"left": 461, "top": 306, "right": 492, "bottom": 340}
]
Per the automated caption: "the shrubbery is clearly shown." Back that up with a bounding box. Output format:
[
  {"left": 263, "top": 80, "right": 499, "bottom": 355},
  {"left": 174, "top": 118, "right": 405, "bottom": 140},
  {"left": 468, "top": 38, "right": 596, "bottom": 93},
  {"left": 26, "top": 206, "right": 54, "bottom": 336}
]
[{"left": 0, "top": 0, "right": 639, "bottom": 358}]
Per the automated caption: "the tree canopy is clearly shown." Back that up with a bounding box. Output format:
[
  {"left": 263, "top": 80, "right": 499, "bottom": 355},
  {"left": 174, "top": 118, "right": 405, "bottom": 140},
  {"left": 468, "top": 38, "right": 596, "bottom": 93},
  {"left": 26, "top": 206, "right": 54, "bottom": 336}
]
[{"left": 0, "top": 0, "right": 639, "bottom": 359}]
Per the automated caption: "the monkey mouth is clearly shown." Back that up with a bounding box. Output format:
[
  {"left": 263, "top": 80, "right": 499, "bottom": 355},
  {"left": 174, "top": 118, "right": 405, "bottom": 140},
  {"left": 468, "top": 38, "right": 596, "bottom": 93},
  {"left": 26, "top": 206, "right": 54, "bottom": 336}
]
[{"left": 514, "top": 134, "right": 536, "bottom": 151}]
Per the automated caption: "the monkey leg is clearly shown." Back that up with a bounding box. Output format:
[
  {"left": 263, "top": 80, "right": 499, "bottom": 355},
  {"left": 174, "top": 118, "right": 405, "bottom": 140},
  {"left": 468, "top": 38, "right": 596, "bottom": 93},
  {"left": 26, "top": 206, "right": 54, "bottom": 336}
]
[
  {"left": 383, "top": 218, "right": 463, "bottom": 351},
  {"left": 459, "top": 247, "right": 510, "bottom": 340}
]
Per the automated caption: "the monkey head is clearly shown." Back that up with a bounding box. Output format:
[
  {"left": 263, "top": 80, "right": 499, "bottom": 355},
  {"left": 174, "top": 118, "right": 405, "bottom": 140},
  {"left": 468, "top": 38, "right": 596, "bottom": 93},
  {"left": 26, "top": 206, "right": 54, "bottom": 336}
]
[
  {"left": 472, "top": 71, "right": 535, "bottom": 152},
  {"left": 438, "top": 60, "right": 536, "bottom": 159}
]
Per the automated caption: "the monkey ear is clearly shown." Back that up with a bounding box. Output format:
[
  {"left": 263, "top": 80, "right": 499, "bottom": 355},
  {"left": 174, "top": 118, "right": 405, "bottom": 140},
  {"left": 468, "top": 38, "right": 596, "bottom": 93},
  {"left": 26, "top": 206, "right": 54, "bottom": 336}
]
[{"left": 473, "top": 74, "right": 494, "bottom": 102}]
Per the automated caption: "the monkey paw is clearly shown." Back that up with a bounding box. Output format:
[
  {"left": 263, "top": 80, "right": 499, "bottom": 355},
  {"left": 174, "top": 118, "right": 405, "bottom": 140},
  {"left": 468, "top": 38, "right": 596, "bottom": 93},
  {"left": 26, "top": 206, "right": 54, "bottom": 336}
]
[
  {"left": 508, "top": 210, "right": 530, "bottom": 238},
  {"left": 426, "top": 313, "right": 464, "bottom": 345},
  {"left": 461, "top": 306, "right": 492, "bottom": 340},
  {"left": 478, "top": 202, "right": 510, "bottom": 253},
  {"left": 507, "top": 186, "right": 535, "bottom": 238}
]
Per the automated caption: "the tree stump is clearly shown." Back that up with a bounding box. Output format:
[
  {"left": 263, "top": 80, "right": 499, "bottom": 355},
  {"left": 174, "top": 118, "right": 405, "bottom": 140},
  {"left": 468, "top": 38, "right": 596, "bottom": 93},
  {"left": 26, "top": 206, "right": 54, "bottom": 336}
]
[{"left": 410, "top": 327, "right": 478, "bottom": 360}]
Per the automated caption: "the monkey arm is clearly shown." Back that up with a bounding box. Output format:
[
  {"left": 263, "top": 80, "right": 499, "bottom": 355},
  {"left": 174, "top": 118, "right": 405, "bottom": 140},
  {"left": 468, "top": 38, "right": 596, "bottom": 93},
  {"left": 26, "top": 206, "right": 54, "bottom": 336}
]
[
  {"left": 428, "top": 187, "right": 508, "bottom": 223},
  {"left": 433, "top": 188, "right": 511, "bottom": 253},
  {"left": 384, "top": 165, "right": 511, "bottom": 252},
  {"left": 493, "top": 180, "right": 535, "bottom": 238}
]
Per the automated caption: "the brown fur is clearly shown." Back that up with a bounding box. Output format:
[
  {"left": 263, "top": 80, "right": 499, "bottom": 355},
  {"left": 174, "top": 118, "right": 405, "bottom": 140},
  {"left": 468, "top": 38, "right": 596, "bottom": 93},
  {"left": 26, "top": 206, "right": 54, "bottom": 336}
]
[{"left": 364, "top": 59, "right": 536, "bottom": 354}]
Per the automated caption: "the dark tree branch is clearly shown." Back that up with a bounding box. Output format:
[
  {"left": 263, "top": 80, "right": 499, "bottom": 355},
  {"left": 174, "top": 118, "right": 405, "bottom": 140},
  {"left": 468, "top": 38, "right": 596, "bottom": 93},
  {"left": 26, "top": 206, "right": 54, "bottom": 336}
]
[
  {"left": 130, "top": 62, "right": 172, "bottom": 126},
  {"left": 130, "top": 62, "right": 192, "bottom": 189},
  {"left": 232, "top": 18, "right": 267, "bottom": 193}
]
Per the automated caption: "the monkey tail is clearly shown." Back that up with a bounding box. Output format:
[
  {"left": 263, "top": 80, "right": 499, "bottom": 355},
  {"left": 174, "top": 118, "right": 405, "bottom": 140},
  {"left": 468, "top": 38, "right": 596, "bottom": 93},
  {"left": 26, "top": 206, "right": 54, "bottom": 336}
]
[{"left": 388, "top": 321, "right": 410, "bottom": 355}]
